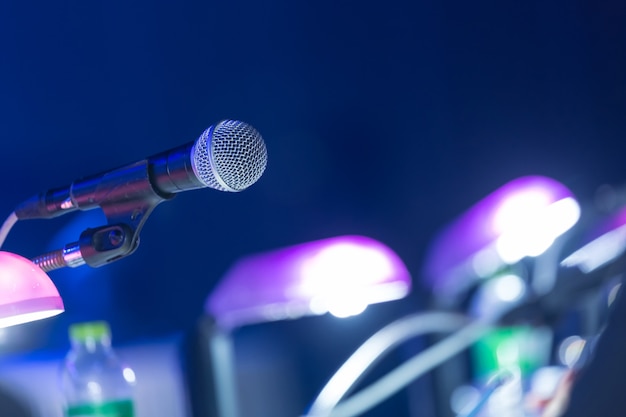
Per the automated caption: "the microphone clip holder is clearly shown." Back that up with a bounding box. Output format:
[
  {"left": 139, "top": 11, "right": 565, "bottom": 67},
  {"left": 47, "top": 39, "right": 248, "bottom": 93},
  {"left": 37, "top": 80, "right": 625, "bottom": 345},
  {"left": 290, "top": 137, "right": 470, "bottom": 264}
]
[
  {"left": 32, "top": 159, "right": 175, "bottom": 272},
  {"left": 77, "top": 223, "right": 138, "bottom": 268}
]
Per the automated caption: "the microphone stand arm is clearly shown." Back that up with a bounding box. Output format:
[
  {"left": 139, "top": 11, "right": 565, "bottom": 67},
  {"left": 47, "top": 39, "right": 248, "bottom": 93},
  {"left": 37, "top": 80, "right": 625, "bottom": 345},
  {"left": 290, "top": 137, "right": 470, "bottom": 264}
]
[{"left": 31, "top": 160, "right": 174, "bottom": 272}]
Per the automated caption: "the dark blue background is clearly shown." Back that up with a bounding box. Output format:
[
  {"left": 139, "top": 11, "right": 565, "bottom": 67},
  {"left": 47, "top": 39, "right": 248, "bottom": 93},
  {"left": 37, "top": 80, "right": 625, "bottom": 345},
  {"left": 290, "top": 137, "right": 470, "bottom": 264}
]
[{"left": 1, "top": 1, "right": 625, "bottom": 416}]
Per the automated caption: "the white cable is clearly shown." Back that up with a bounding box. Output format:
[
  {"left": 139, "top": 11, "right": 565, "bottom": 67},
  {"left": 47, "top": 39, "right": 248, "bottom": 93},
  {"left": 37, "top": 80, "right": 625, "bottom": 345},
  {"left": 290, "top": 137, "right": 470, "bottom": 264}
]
[
  {"left": 305, "top": 311, "right": 470, "bottom": 417},
  {"left": 0, "top": 211, "right": 18, "bottom": 249},
  {"left": 311, "top": 316, "right": 497, "bottom": 417}
]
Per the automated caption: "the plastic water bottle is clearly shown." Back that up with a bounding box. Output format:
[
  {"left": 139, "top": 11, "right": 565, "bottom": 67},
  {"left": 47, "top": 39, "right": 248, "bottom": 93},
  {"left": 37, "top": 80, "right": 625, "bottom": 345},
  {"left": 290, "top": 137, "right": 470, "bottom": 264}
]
[{"left": 59, "top": 321, "right": 136, "bottom": 417}]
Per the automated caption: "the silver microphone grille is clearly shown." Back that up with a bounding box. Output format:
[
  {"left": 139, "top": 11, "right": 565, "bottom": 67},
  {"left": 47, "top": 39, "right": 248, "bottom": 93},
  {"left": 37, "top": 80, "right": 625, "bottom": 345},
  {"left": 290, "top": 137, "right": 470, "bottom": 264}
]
[{"left": 191, "top": 120, "right": 268, "bottom": 192}]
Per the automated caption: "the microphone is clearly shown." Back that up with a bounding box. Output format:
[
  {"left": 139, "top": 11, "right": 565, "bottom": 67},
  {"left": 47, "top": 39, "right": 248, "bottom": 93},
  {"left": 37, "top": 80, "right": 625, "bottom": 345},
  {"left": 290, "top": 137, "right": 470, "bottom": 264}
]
[{"left": 15, "top": 120, "right": 268, "bottom": 220}]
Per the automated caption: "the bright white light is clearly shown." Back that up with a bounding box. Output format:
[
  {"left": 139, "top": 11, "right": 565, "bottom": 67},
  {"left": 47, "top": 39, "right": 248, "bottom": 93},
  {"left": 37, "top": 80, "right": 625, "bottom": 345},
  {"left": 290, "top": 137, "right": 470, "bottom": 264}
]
[
  {"left": 309, "top": 297, "right": 329, "bottom": 315},
  {"left": 309, "top": 281, "right": 407, "bottom": 318},
  {"left": 493, "top": 274, "right": 526, "bottom": 302},
  {"left": 530, "top": 366, "right": 567, "bottom": 399},
  {"left": 299, "top": 243, "right": 396, "bottom": 316},
  {"left": 558, "top": 336, "right": 586, "bottom": 368},
  {"left": 123, "top": 367, "right": 137, "bottom": 384},
  {"left": 87, "top": 381, "right": 102, "bottom": 396},
  {"left": 495, "top": 197, "right": 580, "bottom": 264},
  {"left": 0, "top": 309, "right": 64, "bottom": 329},
  {"left": 301, "top": 243, "right": 395, "bottom": 291},
  {"left": 328, "top": 300, "right": 367, "bottom": 318},
  {"left": 492, "top": 189, "right": 554, "bottom": 235},
  {"left": 311, "top": 299, "right": 364, "bottom": 318}
]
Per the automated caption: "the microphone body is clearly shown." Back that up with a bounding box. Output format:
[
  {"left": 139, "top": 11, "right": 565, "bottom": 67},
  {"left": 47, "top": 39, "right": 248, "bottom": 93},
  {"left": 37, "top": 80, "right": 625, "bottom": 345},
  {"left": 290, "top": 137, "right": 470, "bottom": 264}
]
[
  {"left": 15, "top": 120, "right": 267, "bottom": 220},
  {"left": 15, "top": 142, "right": 197, "bottom": 220}
]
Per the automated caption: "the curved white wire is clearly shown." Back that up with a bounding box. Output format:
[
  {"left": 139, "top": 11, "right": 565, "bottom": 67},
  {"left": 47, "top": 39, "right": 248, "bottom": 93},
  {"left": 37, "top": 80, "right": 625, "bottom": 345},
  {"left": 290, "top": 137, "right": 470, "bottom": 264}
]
[
  {"left": 0, "top": 211, "right": 18, "bottom": 249},
  {"left": 304, "top": 311, "right": 471, "bottom": 417},
  {"left": 308, "top": 315, "right": 498, "bottom": 417}
]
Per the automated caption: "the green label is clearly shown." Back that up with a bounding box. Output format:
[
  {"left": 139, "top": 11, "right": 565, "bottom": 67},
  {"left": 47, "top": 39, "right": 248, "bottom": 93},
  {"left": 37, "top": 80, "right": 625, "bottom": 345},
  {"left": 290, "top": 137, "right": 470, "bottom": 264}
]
[{"left": 66, "top": 399, "right": 134, "bottom": 417}]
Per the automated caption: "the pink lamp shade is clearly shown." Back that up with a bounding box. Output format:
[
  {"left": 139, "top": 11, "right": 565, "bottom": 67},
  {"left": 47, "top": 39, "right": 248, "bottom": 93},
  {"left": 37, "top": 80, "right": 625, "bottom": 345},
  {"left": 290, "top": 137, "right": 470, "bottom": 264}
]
[
  {"left": 206, "top": 235, "right": 412, "bottom": 329},
  {"left": 0, "top": 251, "right": 64, "bottom": 328}
]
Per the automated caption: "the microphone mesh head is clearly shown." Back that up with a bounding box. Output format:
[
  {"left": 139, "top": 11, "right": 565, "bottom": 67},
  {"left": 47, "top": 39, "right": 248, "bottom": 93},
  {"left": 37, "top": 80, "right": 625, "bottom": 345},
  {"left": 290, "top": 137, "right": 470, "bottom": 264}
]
[{"left": 191, "top": 120, "right": 268, "bottom": 192}]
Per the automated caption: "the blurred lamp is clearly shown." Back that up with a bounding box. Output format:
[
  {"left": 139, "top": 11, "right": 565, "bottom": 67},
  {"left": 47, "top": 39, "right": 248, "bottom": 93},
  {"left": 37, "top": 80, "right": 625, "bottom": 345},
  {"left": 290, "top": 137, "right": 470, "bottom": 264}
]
[
  {"left": 195, "top": 235, "right": 411, "bottom": 417},
  {"left": 206, "top": 235, "right": 412, "bottom": 329},
  {"left": 423, "top": 176, "right": 580, "bottom": 302},
  {"left": 0, "top": 251, "right": 64, "bottom": 328}
]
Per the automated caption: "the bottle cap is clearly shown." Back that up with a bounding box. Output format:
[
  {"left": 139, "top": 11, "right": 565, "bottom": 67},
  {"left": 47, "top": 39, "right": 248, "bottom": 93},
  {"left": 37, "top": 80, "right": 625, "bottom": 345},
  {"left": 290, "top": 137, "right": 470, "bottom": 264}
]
[{"left": 69, "top": 321, "right": 111, "bottom": 342}]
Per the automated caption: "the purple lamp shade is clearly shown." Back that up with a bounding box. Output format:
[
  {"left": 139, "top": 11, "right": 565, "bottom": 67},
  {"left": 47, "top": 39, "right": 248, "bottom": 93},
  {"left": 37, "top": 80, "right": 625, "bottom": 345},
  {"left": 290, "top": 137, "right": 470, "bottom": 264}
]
[
  {"left": 0, "top": 251, "right": 65, "bottom": 328},
  {"left": 206, "top": 235, "right": 412, "bottom": 329},
  {"left": 423, "top": 176, "right": 580, "bottom": 300}
]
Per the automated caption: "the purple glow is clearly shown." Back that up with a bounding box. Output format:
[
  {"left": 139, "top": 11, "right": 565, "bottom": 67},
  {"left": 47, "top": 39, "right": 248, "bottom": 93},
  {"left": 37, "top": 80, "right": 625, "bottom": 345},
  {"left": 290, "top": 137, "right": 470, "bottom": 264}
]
[
  {"left": 0, "top": 251, "right": 64, "bottom": 328},
  {"left": 423, "top": 176, "right": 579, "bottom": 299},
  {"left": 206, "top": 235, "right": 411, "bottom": 329}
]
